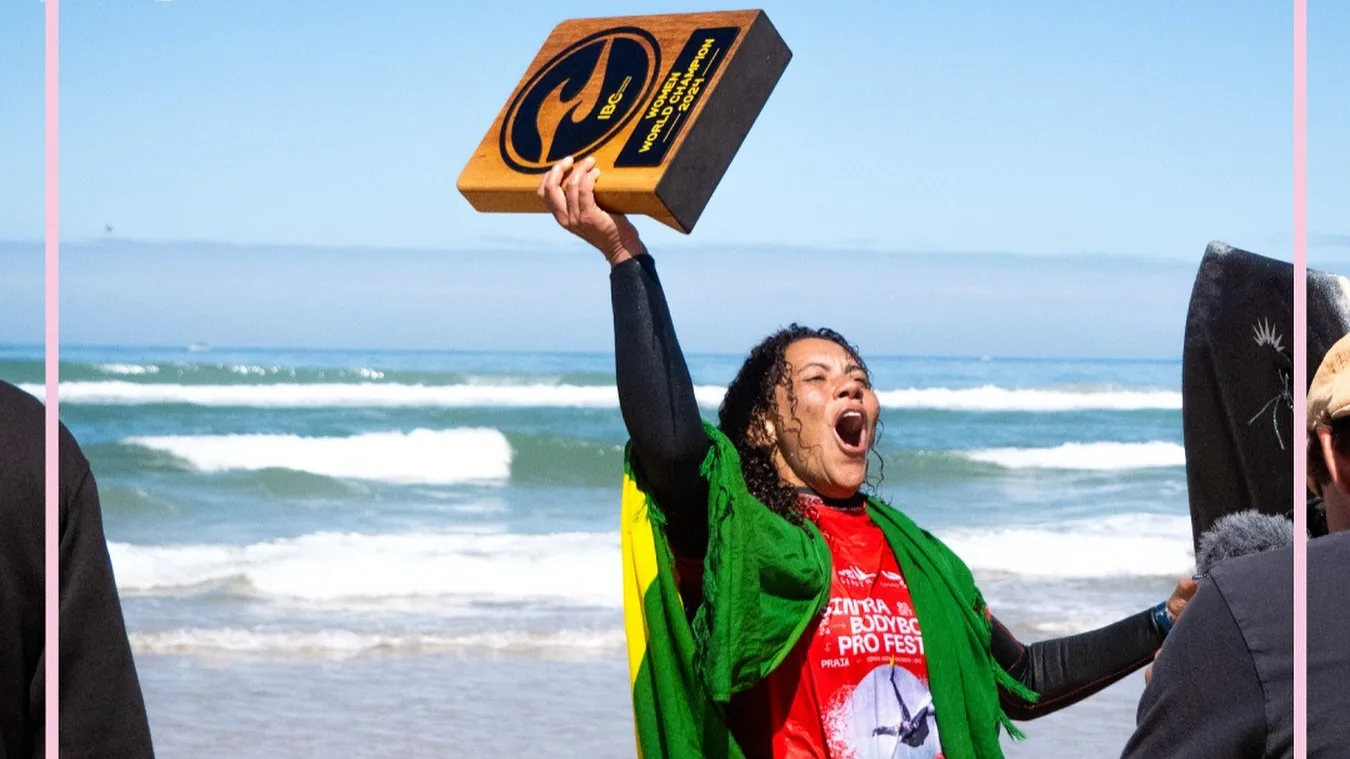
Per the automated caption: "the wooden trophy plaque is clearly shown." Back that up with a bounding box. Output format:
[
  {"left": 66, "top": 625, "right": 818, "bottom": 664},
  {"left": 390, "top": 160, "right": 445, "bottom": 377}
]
[{"left": 457, "top": 10, "right": 791, "bottom": 234}]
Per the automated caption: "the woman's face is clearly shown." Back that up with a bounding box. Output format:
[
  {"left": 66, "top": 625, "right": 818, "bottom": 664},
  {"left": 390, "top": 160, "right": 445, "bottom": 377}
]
[{"left": 762, "top": 338, "right": 881, "bottom": 499}]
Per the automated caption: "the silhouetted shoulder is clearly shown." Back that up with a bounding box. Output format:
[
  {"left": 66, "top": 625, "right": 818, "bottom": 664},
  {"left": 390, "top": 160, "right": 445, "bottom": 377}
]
[
  {"left": 0, "top": 379, "right": 156, "bottom": 756},
  {"left": 0, "top": 379, "right": 47, "bottom": 500},
  {"left": 0, "top": 384, "right": 53, "bottom": 758},
  {"left": 0, "top": 379, "right": 95, "bottom": 524}
]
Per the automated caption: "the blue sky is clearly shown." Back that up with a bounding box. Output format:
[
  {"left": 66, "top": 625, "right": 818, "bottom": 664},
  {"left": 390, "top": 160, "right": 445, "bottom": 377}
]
[
  {"left": 0, "top": 2, "right": 1340, "bottom": 355},
  {"left": 1310, "top": 1, "right": 1349, "bottom": 266}
]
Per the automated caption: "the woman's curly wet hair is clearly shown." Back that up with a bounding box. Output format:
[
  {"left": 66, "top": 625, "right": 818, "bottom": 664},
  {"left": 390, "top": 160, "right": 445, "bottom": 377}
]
[{"left": 717, "top": 324, "right": 881, "bottom": 522}]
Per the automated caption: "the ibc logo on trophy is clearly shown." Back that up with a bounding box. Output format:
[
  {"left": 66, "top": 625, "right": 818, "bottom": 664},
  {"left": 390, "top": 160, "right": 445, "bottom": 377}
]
[
  {"left": 458, "top": 10, "right": 791, "bottom": 233},
  {"left": 499, "top": 28, "right": 662, "bottom": 173}
]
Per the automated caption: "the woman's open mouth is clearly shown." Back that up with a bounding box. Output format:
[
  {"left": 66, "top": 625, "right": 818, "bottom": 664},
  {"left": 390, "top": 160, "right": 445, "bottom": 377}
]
[{"left": 833, "top": 409, "right": 868, "bottom": 456}]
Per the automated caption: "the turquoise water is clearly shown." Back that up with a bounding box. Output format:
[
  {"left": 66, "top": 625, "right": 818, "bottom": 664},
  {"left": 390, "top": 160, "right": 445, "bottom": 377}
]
[{"left": 4, "top": 344, "right": 1190, "bottom": 757}]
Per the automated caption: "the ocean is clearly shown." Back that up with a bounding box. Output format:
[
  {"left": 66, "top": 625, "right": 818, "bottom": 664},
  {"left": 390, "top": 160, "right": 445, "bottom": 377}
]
[{"left": 3, "top": 343, "right": 1193, "bottom": 758}]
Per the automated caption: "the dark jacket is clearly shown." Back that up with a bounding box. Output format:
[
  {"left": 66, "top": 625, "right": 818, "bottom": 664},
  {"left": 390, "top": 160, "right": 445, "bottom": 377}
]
[
  {"left": 0, "top": 380, "right": 154, "bottom": 758},
  {"left": 1121, "top": 533, "right": 1348, "bottom": 757}
]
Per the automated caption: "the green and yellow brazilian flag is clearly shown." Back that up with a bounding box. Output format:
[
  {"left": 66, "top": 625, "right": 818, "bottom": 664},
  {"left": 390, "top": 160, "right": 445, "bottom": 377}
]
[{"left": 620, "top": 464, "right": 744, "bottom": 759}]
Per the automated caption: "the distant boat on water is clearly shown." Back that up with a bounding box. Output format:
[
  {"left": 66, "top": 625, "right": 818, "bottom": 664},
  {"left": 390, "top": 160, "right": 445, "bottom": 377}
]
[{"left": 187, "top": 342, "right": 212, "bottom": 353}]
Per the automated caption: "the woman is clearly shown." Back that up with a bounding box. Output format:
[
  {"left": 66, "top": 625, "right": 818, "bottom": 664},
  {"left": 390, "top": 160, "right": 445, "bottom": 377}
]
[{"left": 538, "top": 156, "right": 1194, "bottom": 759}]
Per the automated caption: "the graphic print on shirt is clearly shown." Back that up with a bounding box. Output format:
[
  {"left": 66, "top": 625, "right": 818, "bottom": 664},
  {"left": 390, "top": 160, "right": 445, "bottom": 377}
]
[
  {"left": 753, "top": 500, "right": 946, "bottom": 759},
  {"left": 817, "top": 562, "right": 942, "bottom": 759},
  {"left": 838, "top": 664, "right": 940, "bottom": 759}
]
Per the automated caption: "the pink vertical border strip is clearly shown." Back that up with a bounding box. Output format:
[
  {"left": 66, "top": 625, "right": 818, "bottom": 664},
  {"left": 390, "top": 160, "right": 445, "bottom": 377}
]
[
  {"left": 44, "top": 0, "right": 60, "bottom": 754},
  {"left": 1292, "top": 0, "right": 1307, "bottom": 757}
]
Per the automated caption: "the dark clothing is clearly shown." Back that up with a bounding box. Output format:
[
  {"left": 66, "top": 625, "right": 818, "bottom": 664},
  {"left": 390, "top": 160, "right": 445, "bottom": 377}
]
[
  {"left": 0, "top": 380, "right": 154, "bottom": 758},
  {"left": 609, "top": 254, "right": 1165, "bottom": 719},
  {"left": 611, "top": 253, "right": 709, "bottom": 559},
  {"left": 1307, "top": 532, "right": 1350, "bottom": 756},
  {"left": 990, "top": 612, "right": 1161, "bottom": 721},
  {"left": 1121, "top": 540, "right": 1301, "bottom": 759}
]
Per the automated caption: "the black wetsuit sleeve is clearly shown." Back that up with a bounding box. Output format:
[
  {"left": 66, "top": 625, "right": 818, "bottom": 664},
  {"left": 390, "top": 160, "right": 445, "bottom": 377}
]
[
  {"left": 38, "top": 430, "right": 156, "bottom": 758},
  {"left": 1119, "top": 580, "right": 1265, "bottom": 758},
  {"left": 991, "top": 608, "right": 1164, "bottom": 721},
  {"left": 611, "top": 254, "right": 711, "bottom": 558}
]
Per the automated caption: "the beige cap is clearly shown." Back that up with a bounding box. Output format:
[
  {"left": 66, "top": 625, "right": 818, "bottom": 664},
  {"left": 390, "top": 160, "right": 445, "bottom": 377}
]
[{"left": 1308, "top": 333, "right": 1350, "bottom": 431}]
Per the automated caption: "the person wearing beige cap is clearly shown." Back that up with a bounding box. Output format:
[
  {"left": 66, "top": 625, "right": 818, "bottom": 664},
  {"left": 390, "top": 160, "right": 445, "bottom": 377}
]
[
  {"left": 1303, "top": 332, "right": 1350, "bottom": 755},
  {"left": 1307, "top": 332, "right": 1350, "bottom": 533}
]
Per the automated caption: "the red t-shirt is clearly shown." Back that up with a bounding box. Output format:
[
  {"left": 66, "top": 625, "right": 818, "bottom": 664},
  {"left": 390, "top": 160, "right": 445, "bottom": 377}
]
[{"left": 729, "top": 497, "right": 945, "bottom": 759}]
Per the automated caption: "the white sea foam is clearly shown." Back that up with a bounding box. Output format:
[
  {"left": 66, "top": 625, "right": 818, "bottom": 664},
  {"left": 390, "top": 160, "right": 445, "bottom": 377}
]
[
  {"left": 874, "top": 386, "right": 1180, "bottom": 411},
  {"left": 95, "top": 363, "right": 160, "bottom": 376},
  {"left": 109, "top": 530, "right": 622, "bottom": 606},
  {"left": 962, "top": 441, "right": 1185, "bottom": 470},
  {"left": 111, "top": 515, "right": 1188, "bottom": 611},
  {"left": 31, "top": 381, "right": 625, "bottom": 407},
  {"left": 24, "top": 381, "right": 1178, "bottom": 412},
  {"left": 128, "top": 627, "right": 625, "bottom": 658},
  {"left": 124, "top": 428, "right": 512, "bottom": 484},
  {"left": 940, "top": 514, "right": 1193, "bottom": 578},
  {"left": 228, "top": 364, "right": 299, "bottom": 378}
]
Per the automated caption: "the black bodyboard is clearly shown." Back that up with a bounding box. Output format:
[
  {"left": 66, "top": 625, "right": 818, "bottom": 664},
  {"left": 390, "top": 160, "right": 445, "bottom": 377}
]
[{"left": 1182, "top": 241, "right": 1350, "bottom": 550}]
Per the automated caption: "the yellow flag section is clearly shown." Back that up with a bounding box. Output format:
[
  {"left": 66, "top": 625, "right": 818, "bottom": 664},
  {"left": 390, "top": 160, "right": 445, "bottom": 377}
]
[
  {"left": 620, "top": 471, "right": 659, "bottom": 703},
  {"left": 619, "top": 465, "right": 745, "bottom": 759}
]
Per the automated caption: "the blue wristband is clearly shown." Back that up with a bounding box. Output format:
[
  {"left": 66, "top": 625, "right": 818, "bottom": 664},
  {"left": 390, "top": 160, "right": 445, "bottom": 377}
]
[{"left": 1152, "top": 601, "right": 1174, "bottom": 635}]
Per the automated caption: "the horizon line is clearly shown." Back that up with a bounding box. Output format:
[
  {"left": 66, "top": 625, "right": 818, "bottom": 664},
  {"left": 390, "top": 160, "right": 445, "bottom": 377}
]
[
  {"left": 0, "top": 234, "right": 1285, "bottom": 263},
  {"left": 0, "top": 341, "right": 1183, "bottom": 364}
]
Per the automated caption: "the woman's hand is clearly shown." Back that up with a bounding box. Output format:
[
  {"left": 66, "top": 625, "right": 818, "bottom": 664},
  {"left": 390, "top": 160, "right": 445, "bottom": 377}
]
[
  {"left": 1165, "top": 577, "right": 1198, "bottom": 623},
  {"left": 536, "top": 155, "right": 644, "bottom": 266},
  {"left": 1144, "top": 577, "right": 1199, "bottom": 683}
]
